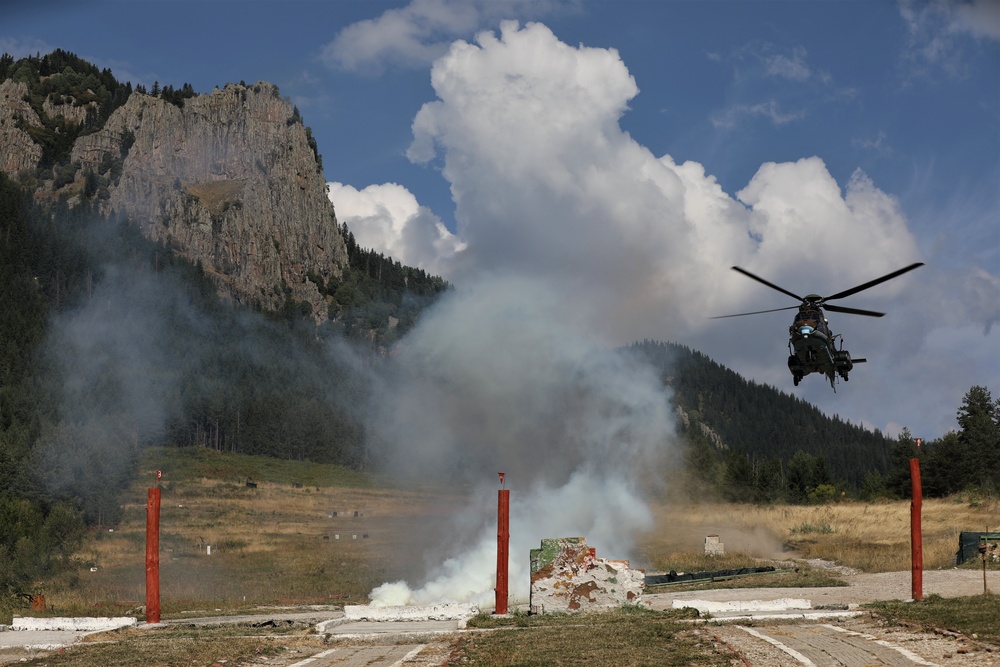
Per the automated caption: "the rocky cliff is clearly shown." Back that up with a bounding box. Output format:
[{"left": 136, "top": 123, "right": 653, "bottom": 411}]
[
  {"left": 1, "top": 76, "right": 347, "bottom": 316},
  {"left": 0, "top": 80, "right": 43, "bottom": 174}
]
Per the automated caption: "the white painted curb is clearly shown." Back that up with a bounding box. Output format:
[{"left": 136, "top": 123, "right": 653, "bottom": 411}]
[
  {"left": 10, "top": 617, "right": 137, "bottom": 632},
  {"left": 672, "top": 598, "right": 812, "bottom": 613},
  {"left": 343, "top": 603, "right": 480, "bottom": 622}
]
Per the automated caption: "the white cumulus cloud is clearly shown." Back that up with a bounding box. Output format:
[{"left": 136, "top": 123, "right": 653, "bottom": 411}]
[
  {"left": 327, "top": 182, "right": 463, "bottom": 276},
  {"left": 329, "top": 18, "right": 996, "bottom": 439},
  {"left": 321, "top": 0, "right": 574, "bottom": 73}
]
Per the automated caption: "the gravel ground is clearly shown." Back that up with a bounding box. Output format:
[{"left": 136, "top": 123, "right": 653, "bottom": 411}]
[{"left": 645, "top": 566, "right": 1000, "bottom": 608}]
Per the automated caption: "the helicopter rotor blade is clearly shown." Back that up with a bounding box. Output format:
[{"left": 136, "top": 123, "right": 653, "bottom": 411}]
[
  {"left": 823, "top": 262, "right": 924, "bottom": 302},
  {"left": 709, "top": 305, "right": 801, "bottom": 319},
  {"left": 823, "top": 303, "right": 885, "bottom": 318},
  {"left": 852, "top": 358, "right": 867, "bottom": 364},
  {"left": 731, "top": 267, "right": 804, "bottom": 302}
]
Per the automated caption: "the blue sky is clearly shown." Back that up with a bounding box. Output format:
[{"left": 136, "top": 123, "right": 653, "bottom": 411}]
[{"left": 4, "top": 0, "right": 999, "bottom": 441}]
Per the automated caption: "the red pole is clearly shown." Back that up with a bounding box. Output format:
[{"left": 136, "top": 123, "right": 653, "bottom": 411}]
[
  {"left": 909, "top": 458, "right": 922, "bottom": 601},
  {"left": 495, "top": 485, "right": 510, "bottom": 615},
  {"left": 146, "top": 487, "right": 161, "bottom": 623}
]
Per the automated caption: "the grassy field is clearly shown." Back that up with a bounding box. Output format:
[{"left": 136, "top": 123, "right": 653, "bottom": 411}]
[
  {"left": 639, "top": 494, "right": 1000, "bottom": 573},
  {"left": 8, "top": 446, "right": 1000, "bottom": 666},
  {"left": 458, "top": 606, "right": 730, "bottom": 666},
  {"left": 866, "top": 593, "right": 1000, "bottom": 645},
  {"left": 34, "top": 446, "right": 462, "bottom": 620}
]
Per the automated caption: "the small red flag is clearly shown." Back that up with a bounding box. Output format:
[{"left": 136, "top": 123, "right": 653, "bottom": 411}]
[{"left": 498, "top": 472, "right": 505, "bottom": 486}]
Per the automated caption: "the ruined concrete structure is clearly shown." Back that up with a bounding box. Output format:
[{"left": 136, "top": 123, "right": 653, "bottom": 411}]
[
  {"left": 704, "top": 534, "right": 724, "bottom": 555},
  {"left": 528, "top": 537, "right": 644, "bottom": 614}
]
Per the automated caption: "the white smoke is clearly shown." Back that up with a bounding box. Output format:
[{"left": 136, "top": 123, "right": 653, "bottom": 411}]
[{"left": 366, "top": 275, "right": 673, "bottom": 606}]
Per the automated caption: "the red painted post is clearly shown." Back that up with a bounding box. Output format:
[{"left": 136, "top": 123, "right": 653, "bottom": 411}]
[
  {"left": 909, "top": 458, "right": 922, "bottom": 601},
  {"left": 146, "top": 487, "right": 161, "bottom": 623},
  {"left": 495, "top": 483, "right": 510, "bottom": 615}
]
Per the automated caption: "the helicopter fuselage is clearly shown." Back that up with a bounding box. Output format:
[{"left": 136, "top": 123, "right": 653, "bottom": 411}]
[{"left": 786, "top": 304, "right": 856, "bottom": 389}]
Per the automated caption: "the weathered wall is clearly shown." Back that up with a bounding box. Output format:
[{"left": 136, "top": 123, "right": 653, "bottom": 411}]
[{"left": 528, "top": 537, "right": 644, "bottom": 614}]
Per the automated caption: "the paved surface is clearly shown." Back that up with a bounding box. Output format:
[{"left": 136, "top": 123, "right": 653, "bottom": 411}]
[
  {"left": 164, "top": 609, "right": 343, "bottom": 628},
  {"left": 738, "top": 623, "right": 939, "bottom": 666},
  {"left": 644, "top": 568, "right": 1000, "bottom": 611},
  {"left": 322, "top": 618, "right": 467, "bottom": 639},
  {"left": 287, "top": 643, "right": 427, "bottom": 667}
]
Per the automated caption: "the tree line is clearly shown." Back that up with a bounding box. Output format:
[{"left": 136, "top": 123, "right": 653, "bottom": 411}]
[{"left": 628, "top": 340, "right": 997, "bottom": 504}]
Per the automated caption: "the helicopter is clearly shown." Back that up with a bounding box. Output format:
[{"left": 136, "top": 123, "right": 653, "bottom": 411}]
[{"left": 712, "top": 262, "right": 924, "bottom": 390}]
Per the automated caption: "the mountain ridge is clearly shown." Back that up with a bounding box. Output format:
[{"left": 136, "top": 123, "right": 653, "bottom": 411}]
[{"left": 1, "top": 51, "right": 346, "bottom": 318}]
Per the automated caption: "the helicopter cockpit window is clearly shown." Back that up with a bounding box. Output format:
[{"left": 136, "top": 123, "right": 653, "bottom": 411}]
[{"left": 794, "top": 309, "right": 822, "bottom": 328}]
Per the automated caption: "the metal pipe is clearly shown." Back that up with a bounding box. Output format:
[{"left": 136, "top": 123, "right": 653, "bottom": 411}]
[
  {"left": 495, "top": 484, "right": 510, "bottom": 615},
  {"left": 909, "top": 458, "right": 922, "bottom": 601},
  {"left": 146, "top": 487, "right": 161, "bottom": 623}
]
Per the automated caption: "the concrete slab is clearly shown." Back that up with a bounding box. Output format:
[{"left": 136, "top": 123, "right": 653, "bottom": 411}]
[
  {"left": 164, "top": 610, "right": 342, "bottom": 628},
  {"left": 11, "top": 616, "right": 137, "bottom": 632},
  {"left": 0, "top": 616, "right": 139, "bottom": 662},
  {"left": 344, "top": 603, "right": 478, "bottom": 622},
  {"left": 0, "top": 628, "right": 92, "bottom": 651},
  {"left": 320, "top": 618, "right": 466, "bottom": 639},
  {"left": 671, "top": 598, "right": 813, "bottom": 614},
  {"left": 287, "top": 643, "right": 426, "bottom": 667},
  {"left": 667, "top": 596, "right": 864, "bottom": 623}
]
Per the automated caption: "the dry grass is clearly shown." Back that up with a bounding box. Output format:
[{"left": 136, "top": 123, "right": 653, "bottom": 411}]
[
  {"left": 638, "top": 496, "right": 1000, "bottom": 573},
  {"left": 29, "top": 446, "right": 1000, "bottom": 623},
  {"left": 39, "top": 447, "right": 463, "bottom": 618},
  {"left": 183, "top": 179, "right": 245, "bottom": 216},
  {"left": 28, "top": 626, "right": 327, "bottom": 667},
  {"left": 460, "top": 606, "right": 729, "bottom": 666},
  {"left": 13, "top": 448, "right": 1000, "bottom": 666}
]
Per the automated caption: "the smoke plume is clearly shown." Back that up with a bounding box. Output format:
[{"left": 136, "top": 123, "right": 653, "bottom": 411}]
[{"left": 364, "top": 274, "right": 676, "bottom": 606}]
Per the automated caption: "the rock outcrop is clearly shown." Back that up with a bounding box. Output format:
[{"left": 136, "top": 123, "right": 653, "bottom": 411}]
[
  {"left": 0, "top": 80, "right": 43, "bottom": 175},
  {"left": 2, "top": 78, "right": 348, "bottom": 316},
  {"left": 74, "top": 82, "right": 347, "bottom": 313}
]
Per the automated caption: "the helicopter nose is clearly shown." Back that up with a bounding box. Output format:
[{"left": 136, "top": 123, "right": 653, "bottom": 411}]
[{"left": 798, "top": 325, "right": 814, "bottom": 336}]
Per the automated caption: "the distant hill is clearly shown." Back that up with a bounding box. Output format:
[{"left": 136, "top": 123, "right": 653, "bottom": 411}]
[{"left": 628, "top": 340, "right": 895, "bottom": 500}]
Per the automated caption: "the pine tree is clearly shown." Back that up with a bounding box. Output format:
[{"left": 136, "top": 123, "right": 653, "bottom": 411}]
[{"left": 956, "top": 386, "right": 1000, "bottom": 492}]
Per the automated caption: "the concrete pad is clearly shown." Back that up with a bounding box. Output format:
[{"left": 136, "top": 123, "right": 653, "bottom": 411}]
[
  {"left": 343, "top": 603, "right": 478, "bottom": 622},
  {"left": 165, "top": 610, "right": 342, "bottom": 628},
  {"left": 287, "top": 644, "right": 425, "bottom": 667},
  {"left": 322, "top": 618, "right": 466, "bottom": 639},
  {"left": 10, "top": 616, "right": 137, "bottom": 632},
  {"left": 0, "top": 628, "right": 92, "bottom": 651},
  {"left": 701, "top": 610, "right": 864, "bottom": 622},
  {"left": 671, "top": 598, "right": 812, "bottom": 614}
]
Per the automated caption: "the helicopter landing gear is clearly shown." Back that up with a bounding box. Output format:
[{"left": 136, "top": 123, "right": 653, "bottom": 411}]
[
  {"left": 787, "top": 355, "right": 804, "bottom": 386},
  {"left": 834, "top": 350, "right": 853, "bottom": 383}
]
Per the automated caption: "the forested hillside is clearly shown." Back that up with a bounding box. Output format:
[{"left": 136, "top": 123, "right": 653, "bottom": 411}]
[
  {"left": 0, "top": 170, "right": 443, "bottom": 599},
  {"left": 627, "top": 341, "right": 996, "bottom": 503},
  {"left": 0, "top": 49, "right": 133, "bottom": 172}
]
